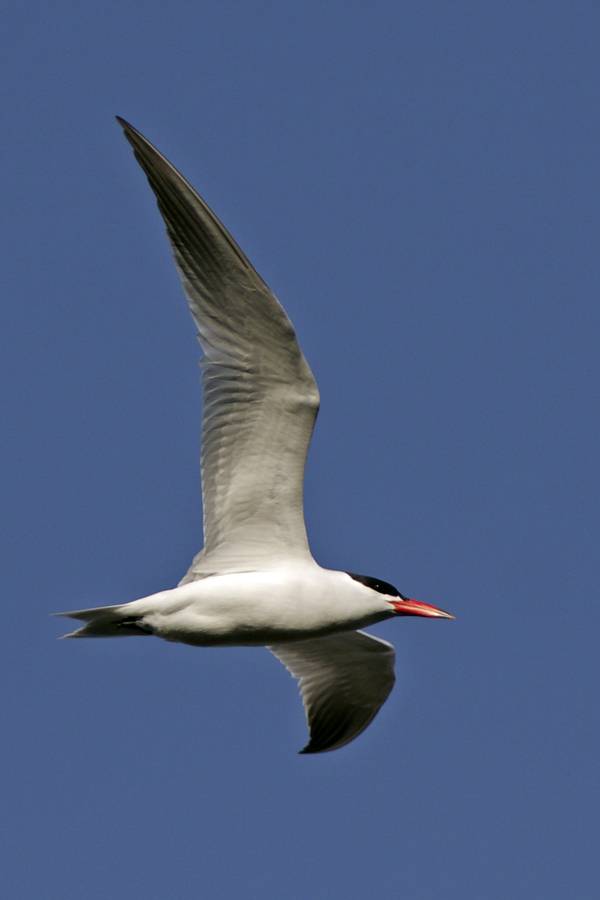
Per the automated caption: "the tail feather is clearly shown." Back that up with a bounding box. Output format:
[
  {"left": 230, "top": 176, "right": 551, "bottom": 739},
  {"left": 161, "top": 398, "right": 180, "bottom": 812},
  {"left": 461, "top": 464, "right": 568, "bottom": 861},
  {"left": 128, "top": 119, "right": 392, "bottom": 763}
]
[
  {"left": 53, "top": 605, "right": 152, "bottom": 638},
  {"left": 53, "top": 604, "right": 122, "bottom": 622}
]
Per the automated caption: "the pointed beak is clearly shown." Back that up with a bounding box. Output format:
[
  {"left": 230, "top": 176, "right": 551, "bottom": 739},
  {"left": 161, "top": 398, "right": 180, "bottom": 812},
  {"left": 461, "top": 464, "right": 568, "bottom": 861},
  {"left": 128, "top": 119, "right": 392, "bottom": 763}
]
[{"left": 391, "top": 598, "right": 455, "bottom": 619}]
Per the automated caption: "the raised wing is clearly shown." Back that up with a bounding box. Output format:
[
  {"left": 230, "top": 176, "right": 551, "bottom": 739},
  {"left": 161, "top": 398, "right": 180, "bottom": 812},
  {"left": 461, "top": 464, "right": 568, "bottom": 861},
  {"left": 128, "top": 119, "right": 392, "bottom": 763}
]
[
  {"left": 269, "top": 630, "right": 396, "bottom": 753},
  {"left": 118, "top": 119, "right": 320, "bottom": 578}
]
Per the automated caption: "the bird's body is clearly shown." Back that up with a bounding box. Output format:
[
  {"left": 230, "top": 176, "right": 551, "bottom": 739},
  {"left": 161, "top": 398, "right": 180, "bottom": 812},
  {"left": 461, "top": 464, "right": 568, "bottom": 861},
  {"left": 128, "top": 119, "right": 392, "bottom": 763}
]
[
  {"left": 57, "top": 119, "right": 453, "bottom": 753},
  {"left": 61, "top": 564, "right": 396, "bottom": 646}
]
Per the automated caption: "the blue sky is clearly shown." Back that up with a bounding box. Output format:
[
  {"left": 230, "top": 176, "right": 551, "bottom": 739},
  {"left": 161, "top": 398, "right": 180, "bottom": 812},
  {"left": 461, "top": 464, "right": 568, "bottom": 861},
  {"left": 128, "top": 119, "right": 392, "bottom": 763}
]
[{"left": 1, "top": 2, "right": 599, "bottom": 897}]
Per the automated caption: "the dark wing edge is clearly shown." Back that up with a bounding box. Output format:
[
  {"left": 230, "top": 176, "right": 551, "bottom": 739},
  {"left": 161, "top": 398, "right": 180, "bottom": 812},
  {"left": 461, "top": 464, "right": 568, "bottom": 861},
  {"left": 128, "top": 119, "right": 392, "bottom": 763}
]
[
  {"left": 116, "top": 117, "right": 311, "bottom": 368},
  {"left": 268, "top": 630, "right": 396, "bottom": 754}
]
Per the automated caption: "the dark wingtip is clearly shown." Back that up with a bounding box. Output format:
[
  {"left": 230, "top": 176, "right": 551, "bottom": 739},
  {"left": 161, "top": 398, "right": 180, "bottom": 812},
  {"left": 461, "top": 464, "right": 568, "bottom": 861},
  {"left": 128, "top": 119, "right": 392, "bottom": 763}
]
[
  {"left": 116, "top": 116, "right": 142, "bottom": 143},
  {"left": 115, "top": 117, "right": 141, "bottom": 143},
  {"left": 298, "top": 741, "right": 328, "bottom": 755}
]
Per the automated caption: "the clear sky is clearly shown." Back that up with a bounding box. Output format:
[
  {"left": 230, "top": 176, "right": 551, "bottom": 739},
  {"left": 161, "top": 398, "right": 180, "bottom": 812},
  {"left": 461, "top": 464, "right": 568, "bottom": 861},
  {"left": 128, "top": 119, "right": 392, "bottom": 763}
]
[{"left": 1, "top": 2, "right": 599, "bottom": 897}]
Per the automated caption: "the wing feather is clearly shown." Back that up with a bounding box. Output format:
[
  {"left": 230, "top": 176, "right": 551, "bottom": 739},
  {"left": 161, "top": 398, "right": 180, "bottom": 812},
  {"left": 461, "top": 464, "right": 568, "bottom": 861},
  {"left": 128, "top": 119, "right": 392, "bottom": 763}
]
[{"left": 268, "top": 630, "right": 396, "bottom": 753}]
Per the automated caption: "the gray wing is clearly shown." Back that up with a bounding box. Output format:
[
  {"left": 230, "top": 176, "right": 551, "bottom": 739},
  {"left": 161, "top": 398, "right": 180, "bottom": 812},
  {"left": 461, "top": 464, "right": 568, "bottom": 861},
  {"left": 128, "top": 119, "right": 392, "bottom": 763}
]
[
  {"left": 268, "top": 630, "right": 396, "bottom": 753},
  {"left": 118, "top": 119, "right": 320, "bottom": 578}
]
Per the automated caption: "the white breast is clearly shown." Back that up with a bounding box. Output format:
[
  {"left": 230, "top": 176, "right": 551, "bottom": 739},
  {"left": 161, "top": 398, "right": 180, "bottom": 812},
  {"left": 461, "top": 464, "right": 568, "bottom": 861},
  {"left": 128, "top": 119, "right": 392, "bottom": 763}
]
[{"left": 137, "top": 565, "right": 392, "bottom": 646}]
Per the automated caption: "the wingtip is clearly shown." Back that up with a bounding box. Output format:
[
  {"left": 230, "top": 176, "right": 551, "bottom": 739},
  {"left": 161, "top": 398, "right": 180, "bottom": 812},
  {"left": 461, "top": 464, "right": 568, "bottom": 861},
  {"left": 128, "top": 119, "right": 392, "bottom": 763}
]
[
  {"left": 115, "top": 117, "right": 141, "bottom": 142},
  {"left": 298, "top": 742, "right": 324, "bottom": 755},
  {"left": 115, "top": 116, "right": 143, "bottom": 144}
]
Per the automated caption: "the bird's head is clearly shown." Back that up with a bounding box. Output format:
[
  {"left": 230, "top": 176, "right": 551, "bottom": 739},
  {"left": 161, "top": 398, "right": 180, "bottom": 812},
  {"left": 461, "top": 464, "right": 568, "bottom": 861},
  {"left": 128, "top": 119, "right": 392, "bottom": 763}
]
[{"left": 346, "top": 573, "right": 454, "bottom": 619}]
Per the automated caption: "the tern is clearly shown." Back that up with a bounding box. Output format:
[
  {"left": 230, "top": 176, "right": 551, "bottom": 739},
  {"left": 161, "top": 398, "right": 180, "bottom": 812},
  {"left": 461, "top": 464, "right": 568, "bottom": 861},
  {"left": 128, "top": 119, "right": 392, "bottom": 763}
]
[{"left": 57, "top": 119, "right": 453, "bottom": 754}]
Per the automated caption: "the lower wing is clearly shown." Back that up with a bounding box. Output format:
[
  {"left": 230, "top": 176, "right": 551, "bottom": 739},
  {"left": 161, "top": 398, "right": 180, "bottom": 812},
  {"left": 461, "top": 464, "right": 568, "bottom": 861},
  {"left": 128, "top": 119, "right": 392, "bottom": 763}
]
[{"left": 268, "top": 630, "right": 396, "bottom": 753}]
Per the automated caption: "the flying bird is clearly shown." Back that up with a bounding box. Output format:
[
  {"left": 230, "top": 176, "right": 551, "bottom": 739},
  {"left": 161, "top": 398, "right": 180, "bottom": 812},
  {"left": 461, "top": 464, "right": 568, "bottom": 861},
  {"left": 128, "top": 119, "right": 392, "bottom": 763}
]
[{"left": 56, "top": 119, "right": 453, "bottom": 753}]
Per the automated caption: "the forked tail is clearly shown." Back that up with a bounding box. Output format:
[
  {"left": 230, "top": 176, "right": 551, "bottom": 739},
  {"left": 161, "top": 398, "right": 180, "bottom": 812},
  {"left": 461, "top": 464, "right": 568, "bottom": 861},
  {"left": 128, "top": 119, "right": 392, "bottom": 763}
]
[{"left": 53, "top": 605, "right": 152, "bottom": 638}]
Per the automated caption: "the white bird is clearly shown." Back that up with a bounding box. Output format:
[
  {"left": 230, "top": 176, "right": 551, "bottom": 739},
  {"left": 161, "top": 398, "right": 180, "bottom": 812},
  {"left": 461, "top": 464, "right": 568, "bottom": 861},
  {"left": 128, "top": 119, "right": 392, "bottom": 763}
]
[{"left": 56, "top": 119, "right": 453, "bottom": 754}]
